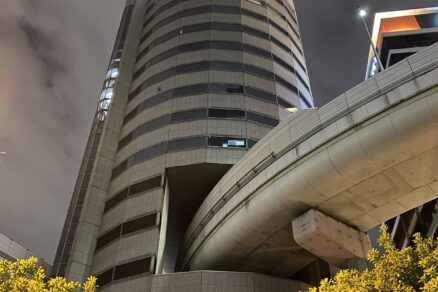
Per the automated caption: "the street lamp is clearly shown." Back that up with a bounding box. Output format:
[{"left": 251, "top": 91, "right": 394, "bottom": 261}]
[{"left": 357, "top": 7, "right": 385, "bottom": 72}]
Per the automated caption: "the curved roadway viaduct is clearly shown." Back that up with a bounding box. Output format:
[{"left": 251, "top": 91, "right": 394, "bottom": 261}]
[{"left": 181, "top": 43, "right": 438, "bottom": 277}]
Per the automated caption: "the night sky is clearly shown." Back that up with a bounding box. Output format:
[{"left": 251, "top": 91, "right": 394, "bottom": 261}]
[{"left": 0, "top": 0, "right": 436, "bottom": 264}]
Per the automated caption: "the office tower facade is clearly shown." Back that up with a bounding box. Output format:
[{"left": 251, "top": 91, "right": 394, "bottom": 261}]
[
  {"left": 52, "top": 0, "right": 313, "bottom": 290},
  {"left": 365, "top": 7, "right": 438, "bottom": 248}
]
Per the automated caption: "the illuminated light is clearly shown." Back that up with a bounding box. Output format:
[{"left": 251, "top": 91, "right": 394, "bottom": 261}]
[
  {"left": 106, "top": 68, "right": 119, "bottom": 79},
  {"left": 286, "top": 107, "right": 299, "bottom": 113},
  {"left": 359, "top": 9, "right": 367, "bottom": 17},
  {"left": 247, "top": 0, "right": 262, "bottom": 5}
]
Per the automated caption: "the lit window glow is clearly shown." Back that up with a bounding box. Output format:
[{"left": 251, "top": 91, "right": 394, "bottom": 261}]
[
  {"left": 100, "top": 88, "right": 114, "bottom": 100},
  {"left": 106, "top": 68, "right": 119, "bottom": 79},
  {"left": 247, "top": 0, "right": 262, "bottom": 5},
  {"left": 286, "top": 107, "right": 299, "bottom": 113},
  {"left": 223, "top": 139, "right": 245, "bottom": 147}
]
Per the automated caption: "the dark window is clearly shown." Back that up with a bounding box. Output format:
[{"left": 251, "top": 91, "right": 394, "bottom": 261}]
[
  {"left": 150, "top": 47, "right": 179, "bottom": 65},
  {"left": 210, "top": 41, "right": 243, "bottom": 50},
  {"left": 58, "top": 263, "right": 67, "bottom": 278},
  {"left": 245, "top": 87, "right": 277, "bottom": 103},
  {"left": 128, "top": 87, "right": 142, "bottom": 101},
  {"left": 224, "top": 85, "right": 244, "bottom": 93},
  {"left": 244, "top": 64, "right": 274, "bottom": 79},
  {"left": 299, "top": 90, "right": 313, "bottom": 108},
  {"left": 209, "top": 61, "right": 243, "bottom": 71},
  {"left": 104, "top": 188, "right": 128, "bottom": 213},
  {"left": 139, "top": 2, "right": 301, "bottom": 58},
  {"left": 121, "top": 213, "right": 157, "bottom": 235},
  {"left": 96, "top": 268, "right": 114, "bottom": 288},
  {"left": 177, "top": 62, "right": 209, "bottom": 74},
  {"left": 149, "top": 28, "right": 179, "bottom": 47},
  {"left": 112, "top": 160, "right": 127, "bottom": 179},
  {"left": 208, "top": 136, "right": 246, "bottom": 148},
  {"left": 174, "top": 84, "right": 209, "bottom": 97},
  {"left": 242, "top": 9, "right": 267, "bottom": 21},
  {"left": 81, "top": 174, "right": 91, "bottom": 188},
  {"left": 271, "top": 36, "right": 290, "bottom": 52},
  {"left": 137, "top": 115, "right": 171, "bottom": 136},
  {"left": 209, "top": 22, "right": 241, "bottom": 31},
  {"left": 179, "top": 41, "right": 209, "bottom": 52},
  {"left": 294, "top": 56, "right": 307, "bottom": 74},
  {"left": 126, "top": 156, "right": 136, "bottom": 168},
  {"left": 147, "top": 67, "right": 176, "bottom": 85},
  {"left": 129, "top": 176, "right": 161, "bottom": 196},
  {"left": 248, "top": 139, "right": 259, "bottom": 148},
  {"left": 296, "top": 73, "right": 310, "bottom": 92},
  {"left": 168, "top": 136, "right": 206, "bottom": 151},
  {"left": 211, "top": 5, "right": 241, "bottom": 14},
  {"left": 171, "top": 109, "right": 207, "bottom": 122},
  {"left": 275, "top": 74, "right": 298, "bottom": 94},
  {"left": 113, "top": 257, "right": 151, "bottom": 281},
  {"left": 96, "top": 225, "right": 122, "bottom": 251},
  {"left": 179, "top": 23, "right": 208, "bottom": 35},
  {"left": 209, "top": 109, "right": 245, "bottom": 119},
  {"left": 124, "top": 108, "right": 138, "bottom": 124},
  {"left": 242, "top": 26, "right": 269, "bottom": 38},
  {"left": 133, "top": 66, "right": 146, "bottom": 80},
  {"left": 72, "top": 206, "right": 82, "bottom": 222},
  {"left": 278, "top": 97, "right": 294, "bottom": 108},
  {"left": 243, "top": 43, "right": 272, "bottom": 57},
  {"left": 143, "top": 90, "right": 173, "bottom": 109},
  {"left": 269, "top": 20, "right": 288, "bottom": 36},
  {"left": 88, "top": 147, "right": 98, "bottom": 160},
  {"left": 118, "top": 133, "right": 133, "bottom": 150},
  {"left": 134, "top": 142, "right": 168, "bottom": 163},
  {"left": 247, "top": 112, "right": 279, "bottom": 127},
  {"left": 273, "top": 55, "right": 295, "bottom": 73},
  {"left": 77, "top": 189, "right": 87, "bottom": 205}
]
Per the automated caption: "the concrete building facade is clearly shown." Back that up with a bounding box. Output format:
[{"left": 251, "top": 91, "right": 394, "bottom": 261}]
[{"left": 52, "top": 0, "right": 313, "bottom": 290}]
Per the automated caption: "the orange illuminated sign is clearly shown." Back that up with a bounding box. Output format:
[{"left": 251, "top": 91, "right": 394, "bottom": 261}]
[{"left": 376, "top": 16, "right": 421, "bottom": 47}]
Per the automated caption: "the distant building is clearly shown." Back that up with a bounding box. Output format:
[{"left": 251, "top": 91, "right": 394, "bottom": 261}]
[
  {"left": 366, "top": 7, "right": 438, "bottom": 79},
  {"left": 0, "top": 233, "right": 51, "bottom": 274},
  {"left": 365, "top": 7, "right": 438, "bottom": 248}
]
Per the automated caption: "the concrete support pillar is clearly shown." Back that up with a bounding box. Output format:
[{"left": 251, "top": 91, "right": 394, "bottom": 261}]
[{"left": 292, "top": 209, "right": 371, "bottom": 266}]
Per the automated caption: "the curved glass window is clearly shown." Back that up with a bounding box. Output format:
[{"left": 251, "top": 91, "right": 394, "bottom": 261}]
[
  {"left": 100, "top": 88, "right": 114, "bottom": 100},
  {"left": 123, "top": 83, "right": 301, "bottom": 125},
  {"left": 106, "top": 68, "right": 119, "bottom": 79},
  {"left": 208, "top": 136, "right": 246, "bottom": 148},
  {"left": 112, "top": 135, "right": 254, "bottom": 178},
  {"left": 118, "top": 108, "right": 276, "bottom": 151},
  {"left": 138, "top": 21, "right": 305, "bottom": 73}
]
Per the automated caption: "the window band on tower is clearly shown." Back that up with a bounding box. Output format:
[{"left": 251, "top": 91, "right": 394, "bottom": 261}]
[{"left": 117, "top": 109, "right": 278, "bottom": 152}]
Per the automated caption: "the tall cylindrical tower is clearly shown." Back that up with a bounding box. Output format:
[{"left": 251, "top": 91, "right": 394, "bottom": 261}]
[{"left": 52, "top": 0, "right": 313, "bottom": 289}]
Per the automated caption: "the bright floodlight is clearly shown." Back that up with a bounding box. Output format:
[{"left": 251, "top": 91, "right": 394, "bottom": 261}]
[{"left": 359, "top": 9, "right": 367, "bottom": 17}]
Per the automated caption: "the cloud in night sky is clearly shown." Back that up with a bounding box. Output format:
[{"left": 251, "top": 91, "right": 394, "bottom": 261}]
[
  {"left": 0, "top": 0, "right": 436, "bottom": 264},
  {"left": 0, "top": 0, "right": 124, "bottom": 263}
]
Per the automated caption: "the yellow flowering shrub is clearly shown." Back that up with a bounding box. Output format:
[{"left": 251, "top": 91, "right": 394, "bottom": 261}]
[
  {"left": 310, "top": 225, "right": 438, "bottom": 292},
  {"left": 0, "top": 257, "right": 96, "bottom": 292}
]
